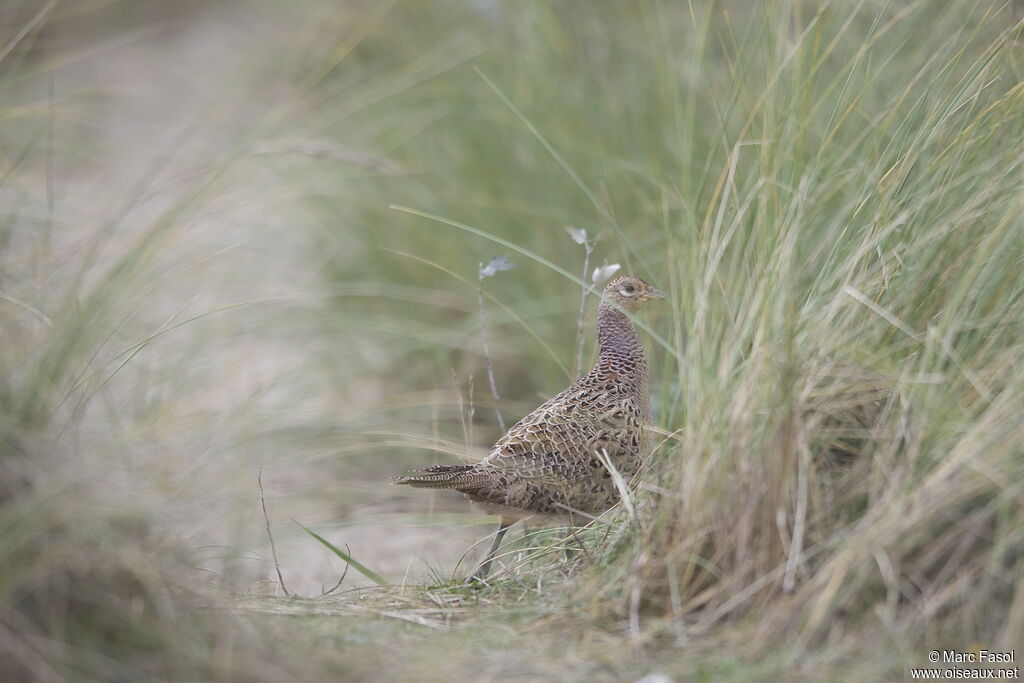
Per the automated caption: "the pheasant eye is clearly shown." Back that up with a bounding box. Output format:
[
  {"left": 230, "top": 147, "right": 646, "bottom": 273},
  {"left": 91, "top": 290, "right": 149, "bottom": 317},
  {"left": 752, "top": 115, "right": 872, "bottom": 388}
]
[{"left": 622, "top": 284, "right": 635, "bottom": 294}]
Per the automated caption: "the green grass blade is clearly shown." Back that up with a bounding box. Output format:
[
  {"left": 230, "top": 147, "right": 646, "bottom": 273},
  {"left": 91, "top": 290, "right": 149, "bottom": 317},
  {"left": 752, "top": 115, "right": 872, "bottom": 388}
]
[
  {"left": 389, "top": 204, "right": 678, "bottom": 362},
  {"left": 472, "top": 67, "right": 653, "bottom": 278},
  {"left": 296, "top": 521, "right": 389, "bottom": 587},
  {"left": 382, "top": 248, "right": 574, "bottom": 380}
]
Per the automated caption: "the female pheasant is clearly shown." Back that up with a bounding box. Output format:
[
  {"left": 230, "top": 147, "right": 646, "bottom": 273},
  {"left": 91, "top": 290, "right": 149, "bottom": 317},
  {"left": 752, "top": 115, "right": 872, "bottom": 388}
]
[{"left": 395, "top": 274, "right": 664, "bottom": 580}]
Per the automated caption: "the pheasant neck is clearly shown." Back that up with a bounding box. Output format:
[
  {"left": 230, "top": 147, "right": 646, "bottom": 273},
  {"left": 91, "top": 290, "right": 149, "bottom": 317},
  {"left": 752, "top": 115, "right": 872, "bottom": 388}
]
[
  {"left": 595, "top": 302, "right": 650, "bottom": 421},
  {"left": 596, "top": 303, "right": 644, "bottom": 361}
]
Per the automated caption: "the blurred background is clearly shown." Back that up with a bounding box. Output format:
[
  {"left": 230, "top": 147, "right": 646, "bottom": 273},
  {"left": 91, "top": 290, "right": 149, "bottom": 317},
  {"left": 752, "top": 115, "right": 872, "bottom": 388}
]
[{"left": 3, "top": 1, "right": 1023, "bottom": 680}]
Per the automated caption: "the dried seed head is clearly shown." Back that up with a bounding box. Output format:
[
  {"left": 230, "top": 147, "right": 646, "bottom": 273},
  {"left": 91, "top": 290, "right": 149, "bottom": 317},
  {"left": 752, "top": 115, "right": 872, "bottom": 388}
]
[
  {"left": 565, "top": 226, "right": 589, "bottom": 245},
  {"left": 479, "top": 255, "right": 515, "bottom": 279},
  {"left": 592, "top": 262, "right": 621, "bottom": 284}
]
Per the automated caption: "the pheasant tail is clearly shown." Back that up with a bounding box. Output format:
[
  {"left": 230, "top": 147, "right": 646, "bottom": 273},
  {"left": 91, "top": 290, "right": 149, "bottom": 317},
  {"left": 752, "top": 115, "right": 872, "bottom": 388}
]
[{"left": 393, "top": 464, "right": 485, "bottom": 490}]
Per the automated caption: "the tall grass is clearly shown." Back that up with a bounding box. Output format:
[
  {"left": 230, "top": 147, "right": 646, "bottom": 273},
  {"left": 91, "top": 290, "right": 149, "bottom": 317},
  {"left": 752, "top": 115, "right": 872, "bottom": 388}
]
[
  {"left": 602, "top": 0, "right": 1024, "bottom": 659},
  {"left": 2, "top": 0, "right": 1022, "bottom": 680},
  {"left": 323, "top": 0, "right": 1024, "bottom": 674}
]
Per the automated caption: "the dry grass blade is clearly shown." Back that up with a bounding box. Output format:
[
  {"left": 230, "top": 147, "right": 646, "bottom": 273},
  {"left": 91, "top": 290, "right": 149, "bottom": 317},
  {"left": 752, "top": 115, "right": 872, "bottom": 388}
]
[
  {"left": 258, "top": 468, "right": 289, "bottom": 597},
  {"left": 594, "top": 447, "right": 635, "bottom": 521}
]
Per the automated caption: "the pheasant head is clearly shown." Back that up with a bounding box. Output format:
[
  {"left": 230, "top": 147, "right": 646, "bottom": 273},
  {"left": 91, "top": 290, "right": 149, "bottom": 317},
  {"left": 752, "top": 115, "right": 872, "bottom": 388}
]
[{"left": 600, "top": 275, "right": 665, "bottom": 312}]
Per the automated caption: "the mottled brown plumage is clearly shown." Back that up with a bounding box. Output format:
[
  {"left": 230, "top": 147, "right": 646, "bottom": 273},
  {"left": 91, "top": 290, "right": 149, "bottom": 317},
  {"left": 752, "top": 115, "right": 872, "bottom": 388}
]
[{"left": 395, "top": 274, "right": 664, "bottom": 579}]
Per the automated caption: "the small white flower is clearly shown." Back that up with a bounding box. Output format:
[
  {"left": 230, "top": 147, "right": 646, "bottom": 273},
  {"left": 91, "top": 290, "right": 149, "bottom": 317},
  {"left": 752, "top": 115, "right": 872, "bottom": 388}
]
[
  {"left": 480, "top": 255, "right": 515, "bottom": 278},
  {"left": 565, "top": 226, "right": 589, "bottom": 245},
  {"left": 592, "top": 262, "right": 621, "bottom": 284}
]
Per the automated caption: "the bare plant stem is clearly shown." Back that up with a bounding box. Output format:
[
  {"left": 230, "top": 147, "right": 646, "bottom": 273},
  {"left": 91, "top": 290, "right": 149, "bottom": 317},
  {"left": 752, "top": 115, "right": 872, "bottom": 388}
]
[
  {"left": 573, "top": 242, "right": 594, "bottom": 378},
  {"left": 477, "top": 271, "right": 506, "bottom": 431},
  {"left": 320, "top": 546, "right": 350, "bottom": 596},
  {"left": 258, "top": 468, "right": 290, "bottom": 597},
  {"left": 451, "top": 369, "right": 469, "bottom": 454},
  {"left": 44, "top": 67, "right": 54, "bottom": 263}
]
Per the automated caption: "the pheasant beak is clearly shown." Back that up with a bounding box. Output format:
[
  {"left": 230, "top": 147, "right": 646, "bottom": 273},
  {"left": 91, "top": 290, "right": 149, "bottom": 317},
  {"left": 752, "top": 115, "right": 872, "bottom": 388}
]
[{"left": 646, "top": 288, "right": 666, "bottom": 300}]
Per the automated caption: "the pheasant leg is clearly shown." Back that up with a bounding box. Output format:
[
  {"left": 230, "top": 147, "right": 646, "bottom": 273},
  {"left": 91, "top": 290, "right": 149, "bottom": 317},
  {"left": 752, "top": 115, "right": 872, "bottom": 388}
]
[{"left": 470, "top": 518, "right": 513, "bottom": 582}]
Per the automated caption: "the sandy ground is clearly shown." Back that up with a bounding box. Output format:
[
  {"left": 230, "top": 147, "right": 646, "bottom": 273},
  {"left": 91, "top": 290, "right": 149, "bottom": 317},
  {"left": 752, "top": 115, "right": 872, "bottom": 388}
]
[{"left": 9, "top": 3, "right": 482, "bottom": 594}]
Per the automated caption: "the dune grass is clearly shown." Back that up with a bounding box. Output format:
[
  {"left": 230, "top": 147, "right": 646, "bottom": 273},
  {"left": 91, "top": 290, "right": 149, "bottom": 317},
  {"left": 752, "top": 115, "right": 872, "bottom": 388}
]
[{"left": 2, "top": 0, "right": 1023, "bottom": 680}]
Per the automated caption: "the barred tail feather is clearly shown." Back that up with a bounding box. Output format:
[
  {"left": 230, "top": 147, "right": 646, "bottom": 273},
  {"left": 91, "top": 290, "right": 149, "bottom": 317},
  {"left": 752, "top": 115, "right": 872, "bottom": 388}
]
[{"left": 392, "top": 464, "right": 483, "bottom": 490}]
